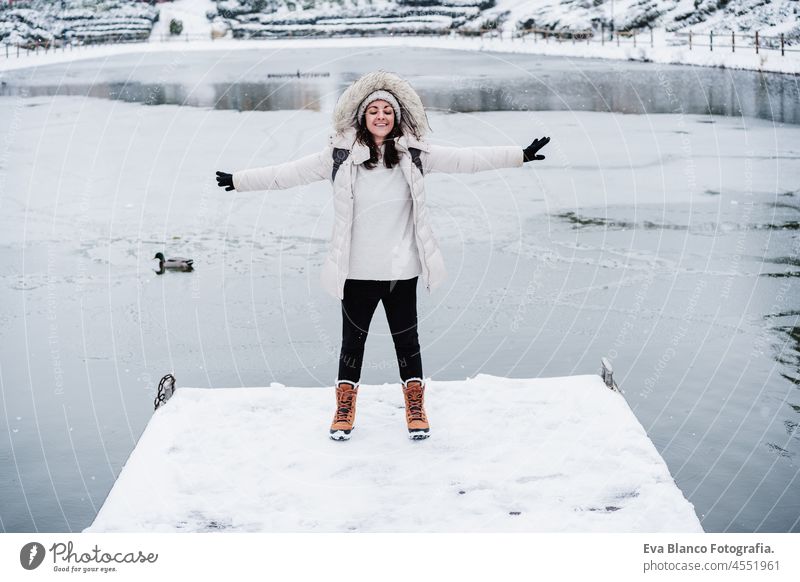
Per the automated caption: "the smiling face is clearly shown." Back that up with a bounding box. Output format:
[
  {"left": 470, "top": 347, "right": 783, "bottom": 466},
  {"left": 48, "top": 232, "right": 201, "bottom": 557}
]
[{"left": 363, "top": 100, "right": 395, "bottom": 146}]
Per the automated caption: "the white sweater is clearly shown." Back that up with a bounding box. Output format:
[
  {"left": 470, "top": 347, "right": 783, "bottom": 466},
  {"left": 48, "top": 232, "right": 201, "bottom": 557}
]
[{"left": 348, "top": 147, "right": 422, "bottom": 281}]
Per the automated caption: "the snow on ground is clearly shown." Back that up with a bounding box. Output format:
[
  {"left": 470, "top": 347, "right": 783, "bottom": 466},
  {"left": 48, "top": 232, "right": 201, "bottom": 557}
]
[
  {"left": 0, "top": 33, "right": 797, "bottom": 76},
  {"left": 84, "top": 374, "right": 702, "bottom": 532},
  {"left": 148, "top": 0, "right": 216, "bottom": 41}
]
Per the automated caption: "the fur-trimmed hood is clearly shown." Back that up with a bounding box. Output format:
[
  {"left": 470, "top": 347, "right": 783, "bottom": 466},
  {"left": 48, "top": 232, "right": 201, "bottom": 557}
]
[{"left": 332, "top": 70, "right": 432, "bottom": 139}]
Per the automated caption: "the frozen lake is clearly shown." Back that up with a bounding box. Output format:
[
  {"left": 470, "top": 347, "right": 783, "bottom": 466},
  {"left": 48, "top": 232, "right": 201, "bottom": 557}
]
[
  {"left": 0, "top": 47, "right": 798, "bottom": 533},
  {"left": 2, "top": 46, "right": 799, "bottom": 123}
]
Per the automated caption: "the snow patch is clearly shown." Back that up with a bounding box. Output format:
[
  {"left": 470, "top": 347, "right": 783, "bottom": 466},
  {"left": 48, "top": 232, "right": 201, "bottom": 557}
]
[{"left": 84, "top": 374, "right": 702, "bottom": 532}]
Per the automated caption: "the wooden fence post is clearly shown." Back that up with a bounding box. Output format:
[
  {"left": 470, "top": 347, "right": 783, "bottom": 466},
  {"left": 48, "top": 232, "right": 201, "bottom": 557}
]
[
  {"left": 633, "top": 30, "right": 636, "bottom": 47},
  {"left": 710, "top": 30, "right": 713, "bottom": 52},
  {"left": 689, "top": 30, "right": 692, "bottom": 50},
  {"left": 781, "top": 33, "right": 784, "bottom": 56},
  {"left": 650, "top": 27, "right": 653, "bottom": 48},
  {"left": 731, "top": 31, "right": 735, "bottom": 53},
  {"left": 755, "top": 31, "right": 759, "bottom": 54}
]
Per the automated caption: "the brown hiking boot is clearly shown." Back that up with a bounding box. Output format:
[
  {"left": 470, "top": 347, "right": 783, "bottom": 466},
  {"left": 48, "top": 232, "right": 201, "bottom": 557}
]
[
  {"left": 330, "top": 380, "right": 358, "bottom": 441},
  {"left": 402, "top": 378, "right": 430, "bottom": 440}
]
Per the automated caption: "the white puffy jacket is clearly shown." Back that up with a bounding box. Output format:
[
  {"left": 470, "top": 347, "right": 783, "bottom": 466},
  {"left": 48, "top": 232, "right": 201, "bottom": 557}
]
[{"left": 233, "top": 126, "right": 523, "bottom": 300}]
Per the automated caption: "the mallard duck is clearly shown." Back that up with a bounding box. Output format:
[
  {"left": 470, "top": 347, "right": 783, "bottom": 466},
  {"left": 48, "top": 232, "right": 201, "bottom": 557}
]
[{"left": 153, "top": 252, "right": 194, "bottom": 273}]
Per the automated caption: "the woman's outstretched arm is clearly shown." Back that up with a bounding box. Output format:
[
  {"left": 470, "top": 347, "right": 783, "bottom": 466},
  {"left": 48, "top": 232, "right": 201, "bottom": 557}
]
[
  {"left": 425, "top": 137, "right": 550, "bottom": 174},
  {"left": 216, "top": 146, "right": 332, "bottom": 192}
]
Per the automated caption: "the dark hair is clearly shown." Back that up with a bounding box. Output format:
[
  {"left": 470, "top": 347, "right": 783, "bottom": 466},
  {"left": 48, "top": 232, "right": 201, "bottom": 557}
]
[
  {"left": 356, "top": 113, "right": 402, "bottom": 170},
  {"left": 355, "top": 95, "right": 425, "bottom": 169}
]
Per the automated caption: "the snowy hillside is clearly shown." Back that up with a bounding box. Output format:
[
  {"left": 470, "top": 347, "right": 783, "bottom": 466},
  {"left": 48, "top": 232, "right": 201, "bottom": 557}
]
[
  {"left": 205, "top": 0, "right": 800, "bottom": 39},
  {"left": 211, "top": 0, "right": 495, "bottom": 39},
  {"left": 149, "top": 0, "right": 216, "bottom": 40},
  {"left": 504, "top": 0, "right": 800, "bottom": 37},
  {"left": 0, "top": 0, "right": 159, "bottom": 47},
  {"left": 2, "top": 0, "right": 798, "bottom": 47}
]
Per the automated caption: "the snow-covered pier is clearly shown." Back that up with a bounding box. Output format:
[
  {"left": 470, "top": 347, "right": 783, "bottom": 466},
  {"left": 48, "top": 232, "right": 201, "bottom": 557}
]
[{"left": 85, "top": 371, "right": 701, "bottom": 532}]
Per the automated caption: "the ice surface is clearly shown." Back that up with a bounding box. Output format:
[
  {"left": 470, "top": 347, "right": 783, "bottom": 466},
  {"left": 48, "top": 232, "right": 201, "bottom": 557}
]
[{"left": 1, "top": 95, "right": 795, "bottom": 253}]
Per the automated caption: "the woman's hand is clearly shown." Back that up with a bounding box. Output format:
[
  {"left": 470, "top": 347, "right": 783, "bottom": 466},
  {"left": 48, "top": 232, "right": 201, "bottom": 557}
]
[
  {"left": 216, "top": 171, "right": 234, "bottom": 191},
  {"left": 523, "top": 137, "right": 551, "bottom": 162}
]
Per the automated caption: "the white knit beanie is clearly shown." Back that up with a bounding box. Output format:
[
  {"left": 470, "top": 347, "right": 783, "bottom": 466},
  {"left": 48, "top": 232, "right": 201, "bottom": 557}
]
[{"left": 356, "top": 90, "right": 402, "bottom": 125}]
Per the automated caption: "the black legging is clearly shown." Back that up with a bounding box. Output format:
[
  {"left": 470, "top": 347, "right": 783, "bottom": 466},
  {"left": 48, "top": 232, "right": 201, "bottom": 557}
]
[{"left": 338, "top": 277, "right": 423, "bottom": 384}]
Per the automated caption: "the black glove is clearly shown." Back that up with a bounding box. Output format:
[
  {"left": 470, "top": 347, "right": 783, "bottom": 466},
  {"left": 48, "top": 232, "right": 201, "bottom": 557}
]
[
  {"left": 522, "top": 137, "right": 550, "bottom": 162},
  {"left": 216, "top": 171, "right": 234, "bottom": 191}
]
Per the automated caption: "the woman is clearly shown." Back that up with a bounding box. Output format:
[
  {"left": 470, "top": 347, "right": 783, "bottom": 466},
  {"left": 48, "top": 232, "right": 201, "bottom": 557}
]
[{"left": 216, "top": 70, "right": 549, "bottom": 442}]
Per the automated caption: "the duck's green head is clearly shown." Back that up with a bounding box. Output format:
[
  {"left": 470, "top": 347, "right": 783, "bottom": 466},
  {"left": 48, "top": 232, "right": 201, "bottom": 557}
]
[{"left": 153, "top": 252, "right": 165, "bottom": 261}]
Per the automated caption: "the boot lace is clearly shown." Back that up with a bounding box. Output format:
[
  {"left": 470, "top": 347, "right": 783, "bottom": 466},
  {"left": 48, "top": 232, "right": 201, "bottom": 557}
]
[
  {"left": 335, "top": 388, "right": 356, "bottom": 423},
  {"left": 405, "top": 385, "right": 426, "bottom": 421}
]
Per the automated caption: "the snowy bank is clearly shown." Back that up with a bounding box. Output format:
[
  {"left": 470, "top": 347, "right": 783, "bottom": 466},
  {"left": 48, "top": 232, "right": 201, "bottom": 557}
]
[
  {"left": 0, "top": 33, "right": 798, "bottom": 76},
  {"left": 84, "top": 374, "right": 702, "bottom": 532}
]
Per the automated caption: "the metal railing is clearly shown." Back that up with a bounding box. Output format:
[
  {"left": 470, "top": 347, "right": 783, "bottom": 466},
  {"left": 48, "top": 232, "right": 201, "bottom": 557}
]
[
  {"left": 672, "top": 30, "right": 798, "bottom": 56},
  {"left": 512, "top": 26, "right": 797, "bottom": 56},
  {"left": 514, "top": 26, "right": 651, "bottom": 47},
  {"left": 1, "top": 30, "right": 231, "bottom": 58}
]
